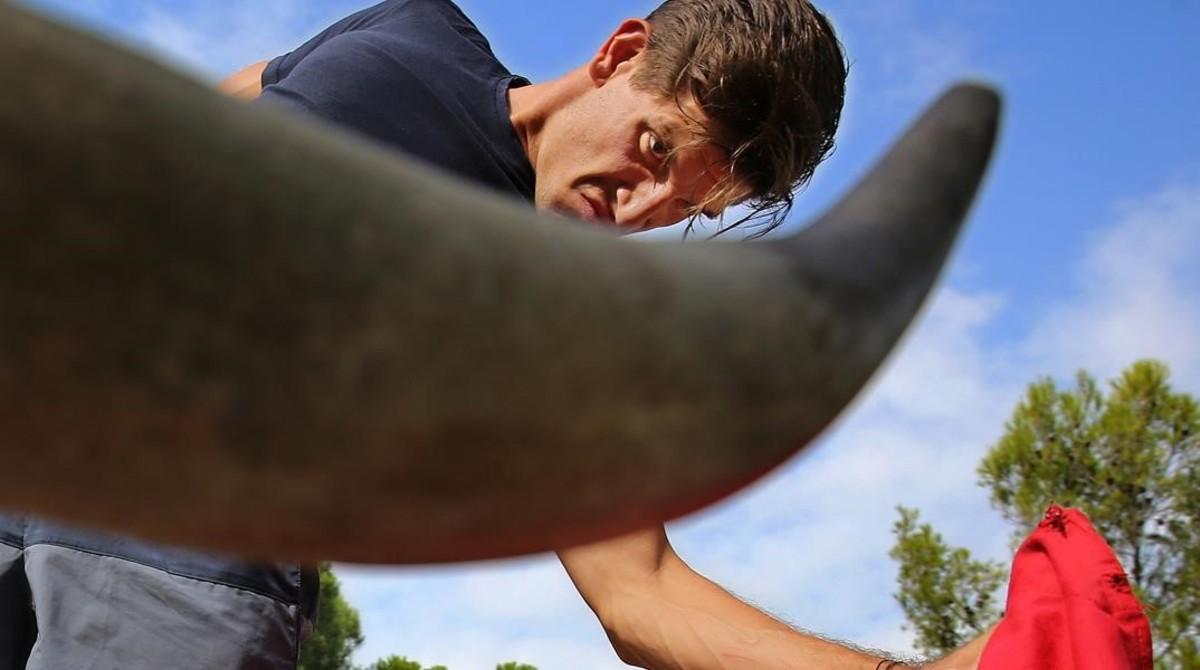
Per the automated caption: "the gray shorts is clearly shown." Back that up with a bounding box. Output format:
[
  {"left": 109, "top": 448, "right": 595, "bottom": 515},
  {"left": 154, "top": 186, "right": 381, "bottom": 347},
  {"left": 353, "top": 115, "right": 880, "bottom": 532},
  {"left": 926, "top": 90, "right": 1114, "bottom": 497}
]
[{"left": 0, "top": 515, "right": 316, "bottom": 670}]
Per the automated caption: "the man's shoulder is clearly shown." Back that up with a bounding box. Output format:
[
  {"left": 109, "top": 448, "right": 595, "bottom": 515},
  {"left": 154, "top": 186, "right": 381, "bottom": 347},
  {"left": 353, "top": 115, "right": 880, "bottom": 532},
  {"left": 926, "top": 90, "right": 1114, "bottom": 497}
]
[
  {"left": 358, "top": 0, "right": 500, "bottom": 60},
  {"left": 258, "top": 0, "right": 533, "bottom": 201},
  {"left": 348, "top": 0, "right": 461, "bottom": 23},
  {"left": 352, "top": 0, "right": 486, "bottom": 37}
]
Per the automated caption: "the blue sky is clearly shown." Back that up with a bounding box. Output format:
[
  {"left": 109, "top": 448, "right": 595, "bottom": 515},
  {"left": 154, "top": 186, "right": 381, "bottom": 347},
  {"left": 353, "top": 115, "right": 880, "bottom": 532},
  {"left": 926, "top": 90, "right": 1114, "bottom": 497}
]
[{"left": 19, "top": 0, "right": 1200, "bottom": 667}]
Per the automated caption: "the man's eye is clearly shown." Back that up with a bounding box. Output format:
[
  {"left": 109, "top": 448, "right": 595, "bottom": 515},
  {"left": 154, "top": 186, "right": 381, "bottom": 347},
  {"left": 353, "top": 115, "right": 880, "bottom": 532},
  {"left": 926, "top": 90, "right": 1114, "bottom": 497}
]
[{"left": 647, "top": 132, "right": 671, "bottom": 159}]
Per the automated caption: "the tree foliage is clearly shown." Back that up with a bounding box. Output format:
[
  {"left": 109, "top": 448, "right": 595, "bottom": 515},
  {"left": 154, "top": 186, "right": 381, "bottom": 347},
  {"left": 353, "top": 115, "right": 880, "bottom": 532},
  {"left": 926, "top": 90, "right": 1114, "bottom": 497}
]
[
  {"left": 364, "top": 658, "right": 533, "bottom": 670},
  {"left": 299, "top": 564, "right": 365, "bottom": 670},
  {"left": 367, "top": 657, "right": 421, "bottom": 670},
  {"left": 367, "top": 656, "right": 447, "bottom": 670},
  {"left": 294, "top": 567, "right": 542, "bottom": 670},
  {"left": 889, "top": 506, "right": 1006, "bottom": 655},
  {"left": 890, "top": 360, "right": 1200, "bottom": 667}
]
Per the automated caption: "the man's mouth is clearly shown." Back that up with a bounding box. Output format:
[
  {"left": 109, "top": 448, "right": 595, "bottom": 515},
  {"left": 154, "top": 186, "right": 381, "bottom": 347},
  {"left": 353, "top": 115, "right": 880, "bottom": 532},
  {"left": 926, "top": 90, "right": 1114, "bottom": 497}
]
[{"left": 579, "top": 191, "right": 613, "bottom": 223}]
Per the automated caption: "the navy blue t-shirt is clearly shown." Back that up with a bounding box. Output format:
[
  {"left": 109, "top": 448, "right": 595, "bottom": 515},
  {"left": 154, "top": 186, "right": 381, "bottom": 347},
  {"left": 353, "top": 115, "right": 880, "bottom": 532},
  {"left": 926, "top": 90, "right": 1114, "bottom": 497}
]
[{"left": 258, "top": 0, "right": 536, "bottom": 202}]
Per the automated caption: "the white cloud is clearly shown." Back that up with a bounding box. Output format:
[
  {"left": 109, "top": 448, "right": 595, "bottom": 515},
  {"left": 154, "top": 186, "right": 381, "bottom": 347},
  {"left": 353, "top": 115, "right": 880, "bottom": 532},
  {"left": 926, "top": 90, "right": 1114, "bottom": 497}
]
[
  {"left": 874, "top": 287, "right": 1008, "bottom": 421},
  {"left": 880, "top": 27, "right": 977, "bottom": 106},
  {"left": 338, "top": 558, "right": 629, "bottom": 669},
  {"left": 831, "top": 0, "right": 992, "bottom": 110},
  {"left": 1024, "top": 179, "right": 1200, "bottom": 389},
  {"left": 27, "top": 0, "right": 357, "bottom": 79},
  {"left": 133, "top": 1, "right": 339, "bottom": 77},
  {"left": 665, "top": 284, "right": 1018, "bottom": 656}
]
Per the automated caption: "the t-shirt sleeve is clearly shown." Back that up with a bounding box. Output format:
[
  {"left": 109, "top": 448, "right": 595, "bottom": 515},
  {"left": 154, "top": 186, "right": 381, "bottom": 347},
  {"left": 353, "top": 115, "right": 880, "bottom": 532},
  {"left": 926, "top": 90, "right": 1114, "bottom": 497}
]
[{"left": 261, "top": 0, "right": 413, "bottom": 87}]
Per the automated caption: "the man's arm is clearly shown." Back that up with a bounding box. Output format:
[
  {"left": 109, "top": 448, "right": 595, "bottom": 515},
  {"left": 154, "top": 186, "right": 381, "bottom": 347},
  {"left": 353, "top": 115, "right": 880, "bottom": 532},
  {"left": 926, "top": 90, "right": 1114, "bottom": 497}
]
[
  {"left": 924, "top": 630, "right": 994, "bottom": 670},
  {"left": 559, "top": 527, "right": 888, "bottom": 670},
  {"left": 217, "top": 61, "right": 268, "bottom": 100},
  {"left": 559, "top": 527, "right": 994, "bottom": 670}
]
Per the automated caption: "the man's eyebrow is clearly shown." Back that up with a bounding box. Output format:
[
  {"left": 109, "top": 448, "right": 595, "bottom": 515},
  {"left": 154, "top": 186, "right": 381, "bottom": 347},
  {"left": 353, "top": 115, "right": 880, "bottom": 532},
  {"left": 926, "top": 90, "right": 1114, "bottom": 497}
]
[
  {"left": 651, "top": 114, "right": 731, "bottom": 218},
  {"left": 652, "top": 114, "right": 698, "bottom": 147}
]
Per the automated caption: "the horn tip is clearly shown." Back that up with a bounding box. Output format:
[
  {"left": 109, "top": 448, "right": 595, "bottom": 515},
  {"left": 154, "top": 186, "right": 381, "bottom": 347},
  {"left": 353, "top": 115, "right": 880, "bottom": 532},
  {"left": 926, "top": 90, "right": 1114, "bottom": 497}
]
[{"left": 942, "top": 81, "right": 1004, "bottom": 124}]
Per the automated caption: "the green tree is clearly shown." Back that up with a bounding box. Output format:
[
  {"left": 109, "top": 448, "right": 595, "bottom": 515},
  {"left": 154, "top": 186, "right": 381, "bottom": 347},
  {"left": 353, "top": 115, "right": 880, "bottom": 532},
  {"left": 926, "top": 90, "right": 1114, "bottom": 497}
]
[
  {"left": 890, "top": 360, "right": 1200, "bottom": 667},
  {"left": 364, "top": 656, "right": 531, "bottom": 670},
  {"left": 367, "top": 656, "right": 447, "bottom": 670},
  {"left": 299, "top": 564, "right": 365, "bottom": 670},
  {"left": 889, "top": 506, "right": 1006, "bottom": 655},
  {"left": 368, "top": 657, "right": 422, "bottom": 670}
]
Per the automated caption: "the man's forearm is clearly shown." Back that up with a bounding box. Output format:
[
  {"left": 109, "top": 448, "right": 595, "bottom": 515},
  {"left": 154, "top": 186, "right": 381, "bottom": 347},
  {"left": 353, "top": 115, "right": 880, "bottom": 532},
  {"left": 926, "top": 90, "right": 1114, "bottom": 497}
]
[
  {"left": 560, "top": 528, "right": 884, "bottom": 670},
  {"left": 601, "top": 583, "right": 884, "bottom": 670},
  {"left": 603, "top": 573, "right": 993, "bottom": 670}
]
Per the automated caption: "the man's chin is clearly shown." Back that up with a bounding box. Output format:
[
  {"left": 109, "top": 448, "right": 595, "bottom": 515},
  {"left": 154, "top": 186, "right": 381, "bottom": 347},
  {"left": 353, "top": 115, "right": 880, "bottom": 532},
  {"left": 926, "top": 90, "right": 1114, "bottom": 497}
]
[
  {"left": 547, "top": 203, "right": 621, "bottom": 231},
  {"left": 537, "top": 191, "right": 627, "bottom": 232},
  {"left": 576, "top": 218, "right": 630, "bottom": 235}
]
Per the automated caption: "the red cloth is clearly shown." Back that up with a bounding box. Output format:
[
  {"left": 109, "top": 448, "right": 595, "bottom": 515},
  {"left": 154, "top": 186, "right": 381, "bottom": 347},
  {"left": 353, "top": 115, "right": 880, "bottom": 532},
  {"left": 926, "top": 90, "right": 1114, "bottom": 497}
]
[{"left": 978, "top": 505, "right": 1153, "bottom": 670}]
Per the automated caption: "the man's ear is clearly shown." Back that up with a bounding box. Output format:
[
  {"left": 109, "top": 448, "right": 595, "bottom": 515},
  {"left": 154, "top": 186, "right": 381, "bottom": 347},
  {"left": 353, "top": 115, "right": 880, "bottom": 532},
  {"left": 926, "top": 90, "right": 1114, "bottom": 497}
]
[{"left": 589, "top": 19, "right": 651, "bottom": 86}]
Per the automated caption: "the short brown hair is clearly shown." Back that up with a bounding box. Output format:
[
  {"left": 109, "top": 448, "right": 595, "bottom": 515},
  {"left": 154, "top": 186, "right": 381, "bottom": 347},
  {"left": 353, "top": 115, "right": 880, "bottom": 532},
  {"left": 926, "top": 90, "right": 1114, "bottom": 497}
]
[{"left": 634, "top": 0, "right": 847, "bottom": 237}]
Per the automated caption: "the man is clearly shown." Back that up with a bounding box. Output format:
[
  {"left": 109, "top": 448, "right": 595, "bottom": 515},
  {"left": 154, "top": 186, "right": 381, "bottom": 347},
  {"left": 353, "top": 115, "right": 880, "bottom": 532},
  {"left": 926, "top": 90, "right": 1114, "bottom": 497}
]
[
  {"left": 0, "top": 1, "right": 983, "bottom": 669},
  {"left": 0, "top": 514, "right": 316, "bottom": 669},
  {"left": 221, "top": 0, "right": 846, "bottom": 236},
  {"left": 224, "top": 2, "right": 992, "bottom": 668}
]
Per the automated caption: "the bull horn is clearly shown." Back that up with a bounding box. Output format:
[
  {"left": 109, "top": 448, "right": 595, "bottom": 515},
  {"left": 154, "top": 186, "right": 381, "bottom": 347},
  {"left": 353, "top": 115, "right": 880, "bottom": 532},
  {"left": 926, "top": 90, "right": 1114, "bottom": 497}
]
[{"left": 0, "top": 4, "right": 1000, "bottom": 563}]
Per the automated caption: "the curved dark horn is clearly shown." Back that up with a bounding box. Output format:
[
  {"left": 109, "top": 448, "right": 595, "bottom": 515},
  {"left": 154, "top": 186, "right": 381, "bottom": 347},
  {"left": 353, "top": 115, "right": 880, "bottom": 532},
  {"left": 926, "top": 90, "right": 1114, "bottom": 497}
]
[{"left": 0, "top": 4, "right": 1000, "bottom": 563}]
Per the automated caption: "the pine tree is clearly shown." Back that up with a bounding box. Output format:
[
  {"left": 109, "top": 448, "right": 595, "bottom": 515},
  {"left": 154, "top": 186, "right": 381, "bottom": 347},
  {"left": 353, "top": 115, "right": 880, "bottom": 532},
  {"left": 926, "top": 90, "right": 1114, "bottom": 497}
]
[{"left": 890, "top": 361, "right": 1199, "bottom": 666}]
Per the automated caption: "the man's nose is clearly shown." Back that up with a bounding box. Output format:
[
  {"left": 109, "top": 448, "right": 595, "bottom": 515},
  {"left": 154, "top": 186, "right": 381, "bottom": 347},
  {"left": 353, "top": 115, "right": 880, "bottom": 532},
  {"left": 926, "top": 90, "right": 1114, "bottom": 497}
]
[{"left": 614, "top": 180, "right": 685, "bottom": 231}]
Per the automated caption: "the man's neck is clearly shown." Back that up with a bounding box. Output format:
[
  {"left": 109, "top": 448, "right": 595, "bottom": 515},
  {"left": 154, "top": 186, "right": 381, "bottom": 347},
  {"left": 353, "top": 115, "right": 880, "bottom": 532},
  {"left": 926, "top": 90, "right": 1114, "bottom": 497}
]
[{"left": 507, "top": 67, "right": 591, "bottom": 174}]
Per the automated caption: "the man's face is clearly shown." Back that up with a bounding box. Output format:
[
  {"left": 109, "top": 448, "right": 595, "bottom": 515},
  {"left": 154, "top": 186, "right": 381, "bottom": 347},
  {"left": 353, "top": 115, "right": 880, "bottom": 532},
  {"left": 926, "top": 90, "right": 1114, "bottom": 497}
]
[{"left": 531, "top": 60, "right": 737, "bottom": 234}]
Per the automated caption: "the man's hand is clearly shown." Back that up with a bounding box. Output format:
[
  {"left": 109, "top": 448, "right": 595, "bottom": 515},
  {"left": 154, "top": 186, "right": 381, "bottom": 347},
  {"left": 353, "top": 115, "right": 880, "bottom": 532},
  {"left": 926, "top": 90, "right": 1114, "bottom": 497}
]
[{"left": 217, "top": 61, "right": 269, "bottom": 100}]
